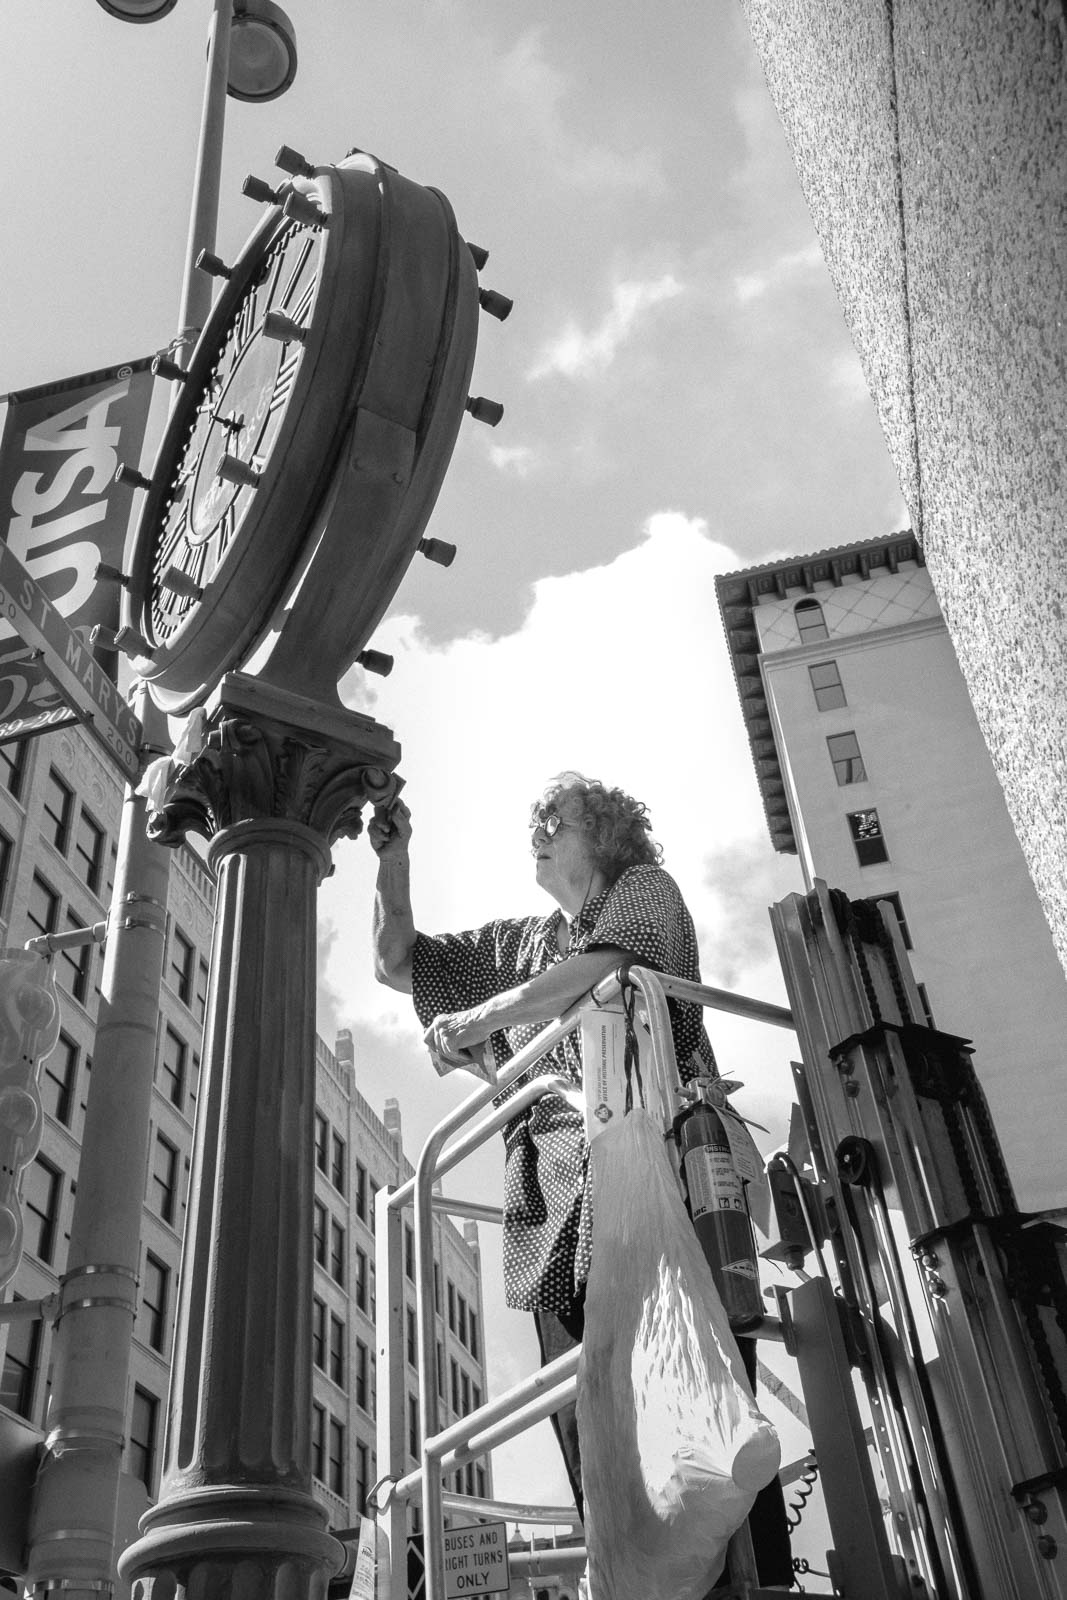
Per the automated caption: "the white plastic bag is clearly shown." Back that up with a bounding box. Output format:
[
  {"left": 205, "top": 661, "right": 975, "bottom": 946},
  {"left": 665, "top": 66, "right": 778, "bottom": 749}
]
[{"left": 577, "top": 1109, "right": 781, "bottom": 1600}]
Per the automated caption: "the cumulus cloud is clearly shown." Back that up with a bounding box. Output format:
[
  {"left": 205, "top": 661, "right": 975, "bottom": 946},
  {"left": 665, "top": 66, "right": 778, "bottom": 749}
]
[
  {"left": 488, "top": 442, "right": 539, "bottom": 479},
  {"left": 733, "top": 242, "right": 824, "bottom": 305},
  {"left": 320, "top": 511, "right": 803, "bottom": 1151},
  {"left": 498, "top": 29, "right": 662, "bottom": 193},
  {"left": 528, "top": 275, "right": 684, "bottom": 382}
]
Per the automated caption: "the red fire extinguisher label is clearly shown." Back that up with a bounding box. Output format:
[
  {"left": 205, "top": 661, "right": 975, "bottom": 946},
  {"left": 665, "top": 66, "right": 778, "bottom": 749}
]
[{"left": 684, "top": 1144, "right": 746, "bottom": 1217}]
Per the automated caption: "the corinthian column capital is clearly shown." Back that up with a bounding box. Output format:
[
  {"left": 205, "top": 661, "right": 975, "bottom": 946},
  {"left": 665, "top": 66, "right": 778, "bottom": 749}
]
[{"left": 147, "top": 672, "right": 402, "bottom": 863}]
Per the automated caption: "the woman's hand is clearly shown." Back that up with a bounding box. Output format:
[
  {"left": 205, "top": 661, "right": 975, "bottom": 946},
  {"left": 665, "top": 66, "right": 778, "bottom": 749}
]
[
  {"left": 368, "top": 798, "right": 412, "bottom": 862},
  {"left": 425, "top": 1007, "right": 492, "bottom": 1060}
]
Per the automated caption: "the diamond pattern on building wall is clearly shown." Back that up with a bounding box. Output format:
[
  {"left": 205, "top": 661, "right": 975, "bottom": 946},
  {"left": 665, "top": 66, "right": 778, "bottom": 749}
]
[{"left": 756, "top": 567, "right": 939, "bottom": 651}]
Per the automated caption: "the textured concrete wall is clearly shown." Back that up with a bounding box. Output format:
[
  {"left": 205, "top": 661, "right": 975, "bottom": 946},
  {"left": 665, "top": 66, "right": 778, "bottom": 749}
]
[{"left": 740, "top": 0, "right": 1067, "bottom": 979}]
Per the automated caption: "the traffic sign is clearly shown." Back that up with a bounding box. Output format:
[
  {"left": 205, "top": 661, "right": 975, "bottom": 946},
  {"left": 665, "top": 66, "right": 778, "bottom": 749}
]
[
  {"left": 442, "top": 1520, "right": 509, "bottom": 1598},
  {"left": 0, "top": 538, "right": 142, "bottom": 780}
]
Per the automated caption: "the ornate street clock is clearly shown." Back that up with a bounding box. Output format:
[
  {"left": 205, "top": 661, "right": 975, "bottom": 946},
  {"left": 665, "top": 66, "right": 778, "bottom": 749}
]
[{"left": 126, "top": 150, "right": 494, "bottom": 713}]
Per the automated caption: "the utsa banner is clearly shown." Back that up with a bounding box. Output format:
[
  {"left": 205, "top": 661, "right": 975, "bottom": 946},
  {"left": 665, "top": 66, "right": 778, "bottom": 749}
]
[{"left": 0, "top": 357, "right": 153, "bottom": 743}]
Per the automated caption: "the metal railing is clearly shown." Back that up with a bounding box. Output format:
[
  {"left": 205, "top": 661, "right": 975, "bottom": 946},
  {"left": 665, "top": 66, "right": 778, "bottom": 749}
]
[{"left": 373, "top": 963, "right": 795, "bottom": 1600}]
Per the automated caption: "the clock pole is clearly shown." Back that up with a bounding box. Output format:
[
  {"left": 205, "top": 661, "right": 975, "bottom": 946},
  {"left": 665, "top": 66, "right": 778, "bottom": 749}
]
[
  {"left": 118, "top": 675, "right": 399, "bottom": 1600},
  {"left": 24, "top": 5, "right": 302, "bottom": 1596}
]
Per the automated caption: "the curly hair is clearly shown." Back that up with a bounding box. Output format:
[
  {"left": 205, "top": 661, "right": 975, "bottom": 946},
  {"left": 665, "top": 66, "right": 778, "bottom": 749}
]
[{"left": 533, "top": 771, "right": 663, "bottom": 882}]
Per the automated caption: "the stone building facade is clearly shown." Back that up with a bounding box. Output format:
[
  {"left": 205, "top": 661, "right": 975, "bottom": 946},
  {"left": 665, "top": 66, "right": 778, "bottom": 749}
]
[
  {"left": 717, "top": 532, "right": 1067, "bottom": 1215},
  {"left": 0, "top": 723, "right": 490, "bottom": 1572}
]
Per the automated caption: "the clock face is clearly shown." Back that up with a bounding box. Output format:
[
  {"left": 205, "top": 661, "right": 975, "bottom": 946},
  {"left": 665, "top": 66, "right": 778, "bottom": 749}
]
[{"left": 147, "top": 221, "right": 324, "bottom": 648}]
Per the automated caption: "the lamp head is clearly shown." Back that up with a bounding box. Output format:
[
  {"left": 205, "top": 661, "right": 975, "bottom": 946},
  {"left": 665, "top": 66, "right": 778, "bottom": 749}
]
[
  {"left": 229, "top": 0, "right": 298, "bottom": 102},
  {"left": 95, "top": 0, "right": 178, "bottom": 19}
]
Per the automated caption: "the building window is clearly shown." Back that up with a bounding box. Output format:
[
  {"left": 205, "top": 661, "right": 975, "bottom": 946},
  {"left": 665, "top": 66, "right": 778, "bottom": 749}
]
[
  {"left": 57, "top": 910, "right": 92, "bottom": 1004},
  {"left": 355, "top": 1246, "right": 368, "bottom": 1313},
  {"left": 168, "top": 927, "right": 195, "bottom": 1004},
  {"left": 23, "top": 1156, "right": 61, "bottom": 1264},
  {"left": 328, "top": 1416, "right": 345, "bottom": 1495},
  {"left": 476, "top": 1466, "right": 487, "bottom": 1500},
  {"left": 311, "top": 1402, "right": 326, "bottom": 1480},
  {"left": 329, "top": 1314, "right": 345, "bottom": 1387},
  {"left": 406, "top": 1307, "right": 417, "bottom": 1366},
  {"left": 356, "top": 1441, "right": 369, "bottom": 1515},
  {"left": 404, "top": 1224, "right": 415, "bottom": 1281},
  {"left": 808, "top": 660, "right": 847, "bottom": 712},
  {"left": 41, "top": 1032, "right": 78, "bottom": 1127},
  {"left": 450, "top": 1358, "right": 460, "bottom": 1413},
  {"left": 313, "top": 1201, "right": 327, "bottom": 1267},
  {"left": 329, "top": 1219, "right": 345, "bottom": 1286},
  {"left": 461, "top": 1371, "right": 470, "bottom": 1415},
  {"left": 355, "top": 1160, "right": 368, "bottom": 1223},
  {"left": 870, "top": 891, "right": 912, "bottom": 949},
  {"left": 408, "top": 1395, "right": 419, "bottom": 1460},
  {"left": 847, "top": 809, "right": 889, "bottom": 867},
  {"left": 27, "top": 873, "right": 59, "bottom": 941},
  {"left": 447, "top": 1281, "right": 456, "bottom": 1333},
  {"left": 0, "top": 740, "right": 27, "bottom": 800},
  {"left": 794, "top": 598, "right": 828, "bottom": 644},
  {"left": 433, "top": 1263, "right": 441, "bottom": 1315},
  {"left": 195, "top": 959, "right": 209, "bottom": 1024},
  {"left": 314, "top": 1113, "right": 329, "bottom": 1174},
  {"left": 140, "top": 1253, "right": 169, "bottom": 1353},
  {"left": 457, "top": 1295, "right": 468, "bottom": 1348},
  {"left": 0, "top": 826, "right": 12, "bottom": 918},
  {"left": 0, "top": 1304, "right": 40, "bottom": 1418},
  {"left": 73, "top": 809, "right": 106, "bottom": 895},
  {"left": 150, "top": 1134, "right": 178, "bottom": 1224},
  {"left": 468, "top": 1311, "right": 479, "bottom": 1362},
  {"left": 159, "top": 1026, "right": 187, "bottom": 1109},
  {"left": 826, "top": 730, "right": 867, "bottom": 785},
  {"left": 330, "top": 1131, "right": 346, "bottom": 1195},
  {"left": 43, "top": 768, "right": 74, "bottom": 854},
  {"left": 129, "top": 1387, "right": 160, "bottom": 1493},
  {"left": 472, "top": 1384, "right": 481, "bottom": 1413},
  {"left": 312, "top": 1296, "right": 326, "bottom": 1370},
  {"left": 355, "top": 1339, "right": 369, "bottom": 1410},
  {"left": 436, "top": 1340, "right": 445, "bottom": 1396}
]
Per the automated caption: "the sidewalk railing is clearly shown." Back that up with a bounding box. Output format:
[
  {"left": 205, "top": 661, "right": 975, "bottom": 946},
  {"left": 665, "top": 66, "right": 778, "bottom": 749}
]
[{"left": 373, "top": 963, "right": 795, "bottom": 1600}]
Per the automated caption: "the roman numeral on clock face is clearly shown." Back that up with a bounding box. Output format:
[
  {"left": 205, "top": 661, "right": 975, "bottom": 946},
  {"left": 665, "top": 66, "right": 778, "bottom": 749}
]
[
  {"left": 216, "top": 500, "right": 238, "bottom": 558},
  {"left": 280, "top": 235, "right": 315, "bottom": 311},
  {"left": 153, "top": 500, "right": 190, "bottom": 583},
  {"left": 234, "top": 275, "right": 267, "bottom": 355},
  {"left": 269, "top": 347, "right": 301, "bottom": 414}
]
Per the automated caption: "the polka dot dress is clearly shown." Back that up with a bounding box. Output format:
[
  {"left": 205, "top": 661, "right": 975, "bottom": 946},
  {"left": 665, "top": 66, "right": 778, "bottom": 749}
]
[{"left": 411, "top": 864, "right": 718, "bottom": 1313}]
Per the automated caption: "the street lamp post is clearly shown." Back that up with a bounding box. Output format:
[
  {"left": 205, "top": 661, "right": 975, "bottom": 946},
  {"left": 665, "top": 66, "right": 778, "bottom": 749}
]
[{"left": 23, "top": 6, "right": 297, "bottom": 1596}]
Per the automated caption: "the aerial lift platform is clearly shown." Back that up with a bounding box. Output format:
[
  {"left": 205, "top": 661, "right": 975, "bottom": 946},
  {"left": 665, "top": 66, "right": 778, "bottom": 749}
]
[{"left": 368, "top": 882, "right": 1067, "bottom": 1598}]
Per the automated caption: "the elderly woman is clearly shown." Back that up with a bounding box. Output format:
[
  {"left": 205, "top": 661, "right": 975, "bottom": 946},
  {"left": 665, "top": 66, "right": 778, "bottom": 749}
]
[
  {"left": 370, "top": 774, "right": 719, "bottom": 1492},
  {"left": 371, "top": 772, "right": 793, "bottom": 1587}
]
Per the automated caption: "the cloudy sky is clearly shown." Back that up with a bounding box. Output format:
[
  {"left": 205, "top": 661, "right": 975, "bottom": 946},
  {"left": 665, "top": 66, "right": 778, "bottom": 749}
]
[{"left": 1, "top": 0, "right": 906, "bottom": 1538}]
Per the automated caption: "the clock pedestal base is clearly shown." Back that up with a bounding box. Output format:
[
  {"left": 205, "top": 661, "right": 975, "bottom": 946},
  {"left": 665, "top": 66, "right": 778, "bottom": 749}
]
[{"left": 120, "top": 676, "right": 401, "bottom": 1600}]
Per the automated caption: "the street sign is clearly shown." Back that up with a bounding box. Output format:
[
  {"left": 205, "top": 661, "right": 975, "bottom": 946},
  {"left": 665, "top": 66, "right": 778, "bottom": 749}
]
[
  {"left": 0, "top": 538, "right": 142, "bottom": 780},
  {"left": 0, "top": 358, "right": 153, "bottom": 753},
  {"left": 442, "top": 1521, "right": 510, "bottom": 1598}
]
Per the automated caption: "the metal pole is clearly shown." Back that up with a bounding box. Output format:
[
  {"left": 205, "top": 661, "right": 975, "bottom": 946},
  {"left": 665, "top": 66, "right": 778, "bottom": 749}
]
[
  {"left": 24, "top": 688, "right": 173, "bottom": 1598},
  {"left": 25, "top": 7, "right": 234, "bottom": 1590},
  {"left": 177, "top": 0, "right": 234, "bottom": 351}
]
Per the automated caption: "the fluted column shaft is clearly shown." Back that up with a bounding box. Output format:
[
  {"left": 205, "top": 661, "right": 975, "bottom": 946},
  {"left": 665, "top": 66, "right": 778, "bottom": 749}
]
[
  {"left": 120, "top": 674, "right": 400, "bottom": 1600},
  {"left": 170, "top": 819, "right": 324, "bottom": 1490}
]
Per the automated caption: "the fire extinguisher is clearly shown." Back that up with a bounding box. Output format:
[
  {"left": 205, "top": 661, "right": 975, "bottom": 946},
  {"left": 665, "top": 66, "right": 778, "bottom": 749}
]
[{"left": 674, "top": 1077, "right": 764, "bottom": 1331}]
